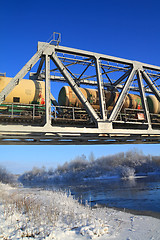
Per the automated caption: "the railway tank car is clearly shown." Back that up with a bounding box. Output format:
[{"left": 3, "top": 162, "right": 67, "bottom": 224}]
[
  {"left": 147, "top": 95, "right": 160, "bottom": 114},
  {"left": 0, "top": 76, "right": 46, "bottom": 123},
  {"left": 0, "top": 76, "right": 45, "bottom": 104},
  {"left": 1, "top": 77, "right": 160, "bottom": 124},
  {"left": 58, "top": 86, "right": 144, "bottom": 111},
  {"left": 58, "top": 86, "right": 160, "bottom": 114}
]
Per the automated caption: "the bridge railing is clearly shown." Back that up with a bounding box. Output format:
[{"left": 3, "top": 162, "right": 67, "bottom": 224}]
[
  {"left": 51, "top": 105, "right": 148, "bottom": 124},
  {"left": 51, "top": 105, "right": 93, "bottom": 123},
  {"left": 0, "top": 102, "right": 45, "bottom": 122}
]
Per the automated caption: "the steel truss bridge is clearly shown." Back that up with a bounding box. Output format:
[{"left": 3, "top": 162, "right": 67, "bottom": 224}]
[{"left": 1, "top": 38, "right": 160, "bottom": 145}]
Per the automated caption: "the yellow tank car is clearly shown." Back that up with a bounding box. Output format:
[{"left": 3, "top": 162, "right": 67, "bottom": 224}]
[
  {"left": 58, "top": 86, "right": 143, "bottom": 111},
  {"left": 0, "top": 76, "right": 45, "bottom": 104}
]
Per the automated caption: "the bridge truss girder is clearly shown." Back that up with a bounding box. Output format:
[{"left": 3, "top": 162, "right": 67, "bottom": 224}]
[{"left": 0, "top": 42, "right": 160, "bottom": 144}]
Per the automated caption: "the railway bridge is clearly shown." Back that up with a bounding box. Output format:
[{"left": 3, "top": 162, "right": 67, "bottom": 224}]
[{"left": 0, "top": 34, "right": 160, "bottom": 145}]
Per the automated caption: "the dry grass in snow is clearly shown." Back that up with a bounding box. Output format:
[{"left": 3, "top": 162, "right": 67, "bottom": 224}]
[
  {"left": 0, "top": 183, "right": 160, "bottom": 240},
  {"left": 0, "top": 183, "right": 109, "bottom": 239}
]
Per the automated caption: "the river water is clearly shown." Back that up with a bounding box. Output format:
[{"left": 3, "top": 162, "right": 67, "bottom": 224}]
[
  {"left": 24, "top": 174, "right": 160, "bottom": 214},
  {"left": 47, "top": 175, "right": 160, "bottom": 213}
]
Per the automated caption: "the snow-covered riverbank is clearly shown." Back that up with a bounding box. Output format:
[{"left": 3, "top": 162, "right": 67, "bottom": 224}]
[{"left": 0, "top": 183, "right": 160, "bottom": 240}]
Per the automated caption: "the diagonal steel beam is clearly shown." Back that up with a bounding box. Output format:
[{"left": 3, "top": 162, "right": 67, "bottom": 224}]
[
  {"left": 101, "top": 66, "right": 112, "bottom": 84},
  {"left": 0, "top": 45, "right": 48, "bottom": 105},
  {"left": 109, "top": 68, "right": 136, "bottom": 121},
  {"left": 144, "top": 76, "right": 160, "bottom": 89},
  {"left": 112, "top": 69, "right": 132, "bottom": 87},
  {"left": 36, "top": 56, "right": 45, "bottom": 76},
  {"left": 137, "top": 70, "right": 151, "bottom": 128},
  {"left": 95, "top": 57, "right": 106, "bottom": 120},
  {"left": 142, "top": 70, "right": 160, "bottom": 101},
  {"left": 51, "top": 52, "right": 100, "bottom": 123},
  {"left": 50, "top": 61, "right": 77, "bottom": 72},
  {"left": 77, "top": 60, "right": 93, "bottom": 81},
  {"left": 65, "top": 65, "right": 77, "bottom": 80}
]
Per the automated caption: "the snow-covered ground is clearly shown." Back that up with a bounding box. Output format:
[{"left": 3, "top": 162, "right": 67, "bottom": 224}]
[{"left": 0, "top": 183, "right": 160, "bottom": 240}]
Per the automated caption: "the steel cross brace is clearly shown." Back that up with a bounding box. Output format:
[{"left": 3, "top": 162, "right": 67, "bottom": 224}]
[
  {"left": 0, "top": 42, "right": 50, "bottom": 105},
  {"left": 109, "top": 67, "right": 136, "bottom": 121},
  {"left": 50, "top": 51, "right": 100, "bottom": 124},
  {"left": 95, "top": 57, "right": 106, "bottom": 120},
  {"left": 112, "top": 69, "right": 132, "bottom": 87},
  {"left": 36, "top": 56, "right": 45, "bottom": 76},
  {"left": 137, "top": 70, "right": 152, "bottom": 128},
  {"left": 142, "top": 70, "right": 160, "bottom": 101}
]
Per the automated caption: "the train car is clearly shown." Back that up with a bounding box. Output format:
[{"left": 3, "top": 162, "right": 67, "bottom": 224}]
[
  {"left": 147, "top": 95, "right": 160, "bottom": 114},
  {"left": 58, "top": 86, "right": 143, "bottom": 111},
  {"left": 0, "top": 76, "right": 45, "bottom": 104},
  {"left": 0, "top": 76, "right": 45, "bottom": 123},
  {"left": 1, "top": 77, "right": 160, "bottom": 125}
]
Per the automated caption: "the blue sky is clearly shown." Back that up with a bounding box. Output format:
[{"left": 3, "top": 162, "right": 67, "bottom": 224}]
[
  {"left": 1, "top": 144, "right": 160, "bottom": 174},
  {"left": 0, "top": 0, "right": 160, "bottom": 173}
]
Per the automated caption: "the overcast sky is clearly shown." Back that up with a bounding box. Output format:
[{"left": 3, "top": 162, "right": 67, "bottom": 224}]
[{"left": 0, "top": 0, "right": 160, "bottom": 174}]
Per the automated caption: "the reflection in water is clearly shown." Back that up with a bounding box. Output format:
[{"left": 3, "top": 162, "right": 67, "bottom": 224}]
[
  {"left": 24, "top": 175, "right": 160, "bottom": 213},
  {"left": 55, "top": 175, "right": 160, "bottom": 213}
]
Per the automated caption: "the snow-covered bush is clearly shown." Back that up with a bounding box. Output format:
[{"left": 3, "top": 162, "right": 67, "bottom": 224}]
[
  {"left": 0, "top": 166, "right": 14, "bottom": 184},
  {"left": 56, "top": 154, "right": 88, "bottom": 174},
  {"left": 118, "top": 166, "right": 135, "bottom": 179},
  {"left": 19, "top": 149, "right": 160, "bottom": 184},
  {"left": 152, "top": 156, "right": 160, "bottom": 167}
]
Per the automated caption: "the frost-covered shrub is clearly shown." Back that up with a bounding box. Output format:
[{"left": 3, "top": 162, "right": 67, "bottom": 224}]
[
  {"left": 0, "top": 166, "right": 14, "bottom": 184},
  {"left": 96, "top": 152, "right": 125, "bottom": 169},
  {"left": 68, "top": 156, "right": 88, "bottom": 172},
  {"left": 118, "top": 166, "right": 135, "bottom": 179},
  {"left": 19, "top": 149, "right": 160, "bottom": 184},
  {"left": 19, "top": 166, "right": 48, "bottom": 182},
  {"left": 56, "top": 155, "right": 88, "bottom": 174},
  {"left": 152, "top": 156, "right": 160, "bottom": 166}
]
